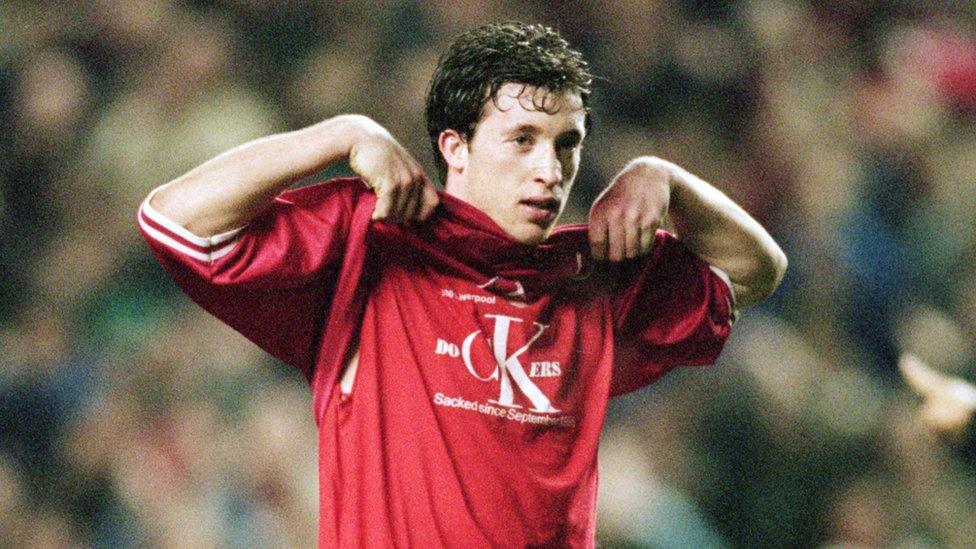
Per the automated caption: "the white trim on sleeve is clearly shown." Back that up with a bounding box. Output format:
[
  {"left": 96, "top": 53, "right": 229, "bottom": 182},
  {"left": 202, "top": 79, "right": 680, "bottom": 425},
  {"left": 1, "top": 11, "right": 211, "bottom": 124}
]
[
  {"left": 708, "top": 265, "right": 738, "bottom": 325},
  {"left": 138, "top": 185, "right": 244, "bottom": 262}
]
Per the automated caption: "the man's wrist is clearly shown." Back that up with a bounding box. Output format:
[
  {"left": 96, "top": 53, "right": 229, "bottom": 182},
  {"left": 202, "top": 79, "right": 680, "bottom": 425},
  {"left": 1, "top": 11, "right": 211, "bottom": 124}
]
[
  {"left": 628, "top": 156, "right": 677, "bottom": 196},
  {"left": 324, "top": 114, "right": 389, "bottom": 158}
]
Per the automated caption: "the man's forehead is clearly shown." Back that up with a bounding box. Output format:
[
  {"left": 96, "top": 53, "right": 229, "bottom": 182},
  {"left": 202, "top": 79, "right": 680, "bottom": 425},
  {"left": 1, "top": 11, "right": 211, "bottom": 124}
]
[{"left": 482, "top": 83, "right": 586, "bottom": 127}]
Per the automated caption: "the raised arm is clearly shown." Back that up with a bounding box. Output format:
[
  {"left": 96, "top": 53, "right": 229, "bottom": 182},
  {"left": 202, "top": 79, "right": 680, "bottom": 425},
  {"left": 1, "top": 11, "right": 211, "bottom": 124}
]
[
  {"left": 589, "top": 156, "right": 787, "bottom": 308},
  {"left": 150, "top": 114, "right": 439, "bottom": 237}
]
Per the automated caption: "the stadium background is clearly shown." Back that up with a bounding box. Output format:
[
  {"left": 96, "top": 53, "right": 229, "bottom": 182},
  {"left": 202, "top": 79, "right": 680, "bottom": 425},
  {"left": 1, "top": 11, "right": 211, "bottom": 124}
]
[{"left": 2, "top": 0, "right": 976, "bottom": 546}]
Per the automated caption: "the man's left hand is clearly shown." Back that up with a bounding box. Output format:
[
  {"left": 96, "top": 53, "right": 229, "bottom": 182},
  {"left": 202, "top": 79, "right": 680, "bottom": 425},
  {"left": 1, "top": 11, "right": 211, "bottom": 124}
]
[{"left": 588, "top": 157, "right": 672, "bottom": 262}]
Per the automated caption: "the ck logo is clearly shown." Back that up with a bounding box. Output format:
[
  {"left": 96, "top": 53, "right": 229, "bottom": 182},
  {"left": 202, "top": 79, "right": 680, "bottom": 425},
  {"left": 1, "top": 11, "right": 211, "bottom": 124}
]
[{"left": 457, "top": 314, "right": 559, "bottom": 414}]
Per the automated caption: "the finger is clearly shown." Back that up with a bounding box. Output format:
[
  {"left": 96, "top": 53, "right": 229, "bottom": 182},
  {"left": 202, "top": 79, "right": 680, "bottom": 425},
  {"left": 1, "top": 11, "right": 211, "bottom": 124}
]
[
  {"left": 402, "top": 178, "right": 422, "bottom": 221},
  {"left": 624, "top": 215, "right": 639, "bottom": 259},
  {"left": 371, "top": 178, "right": 395, "bottom": 221},
  {"left": 639, "top": 224, "right": 656, "bottom": 255},
  {"left": 409, "top": 173, "right": 432, "bottom": 222},
  {"left": 391, "top": 173, "right": 417, "bottom": 223},
  {"left": 899, "top": 354, "right": 948, "bottom": 398},
  {"left": 406, "top": 175, "right": 430, "bottom": 221},
  {"left": 588, "top": 217, "right": 608, "bottom": 260},
  {"left": 607, "top": 216, "right": 626, "bottom": 262},
  {"left": 920, "top": 400, "right": 954, "bottom": 433},
  {"left": 949, "top": 379, "right": 976, "bottom": 407},
  {"left": 381, "top": 177, "right": 404, "bottom": 223},
  {"left": 417, "top": 179, "right": 440, "bottom": 221},
  {"left": 920, "top": 399, "right": 973, "bottom": 436}
]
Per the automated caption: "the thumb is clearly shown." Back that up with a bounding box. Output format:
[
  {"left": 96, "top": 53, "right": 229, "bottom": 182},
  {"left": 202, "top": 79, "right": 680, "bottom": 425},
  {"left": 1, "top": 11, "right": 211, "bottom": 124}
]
[{"left": 899, "top": 353, "right": 949, "bottom": 398}]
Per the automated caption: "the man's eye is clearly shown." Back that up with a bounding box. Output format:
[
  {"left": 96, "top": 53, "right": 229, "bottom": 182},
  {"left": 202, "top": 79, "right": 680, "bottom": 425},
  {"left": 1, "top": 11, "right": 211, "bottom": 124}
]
[
  {"left": 514, "top": 135, "right": 531, "bottom": 145},
  {"left": 556, "top": 138, "right": 581, "bottom": 151}
]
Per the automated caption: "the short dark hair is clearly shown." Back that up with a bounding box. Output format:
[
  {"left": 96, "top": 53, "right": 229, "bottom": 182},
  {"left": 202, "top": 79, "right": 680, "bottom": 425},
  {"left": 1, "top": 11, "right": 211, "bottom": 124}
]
[{"left": 425, "top": 21, "right": 593, "bottom": 182}]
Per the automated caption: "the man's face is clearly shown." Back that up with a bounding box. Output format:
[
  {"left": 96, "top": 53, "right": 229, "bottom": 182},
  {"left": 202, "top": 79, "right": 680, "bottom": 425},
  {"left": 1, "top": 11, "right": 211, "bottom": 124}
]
[{"left": 449, "top": 83, "right": 586, "bottom": 245}]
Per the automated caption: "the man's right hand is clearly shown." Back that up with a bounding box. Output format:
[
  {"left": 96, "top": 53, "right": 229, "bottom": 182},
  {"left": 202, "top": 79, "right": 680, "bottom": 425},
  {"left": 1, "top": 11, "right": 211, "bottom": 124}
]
[
  {"left": 149, "top": 114, "right": 440, "bottom": 237},
  {"left": 348, "top": 126, "right": 439, "bottom": 224}
]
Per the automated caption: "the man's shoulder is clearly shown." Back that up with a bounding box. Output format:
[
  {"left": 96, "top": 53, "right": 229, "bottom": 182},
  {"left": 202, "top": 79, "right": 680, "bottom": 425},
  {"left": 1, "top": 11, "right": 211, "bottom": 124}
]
[{"left": 277, "top": 176, "right": 372, "bottom": 207}]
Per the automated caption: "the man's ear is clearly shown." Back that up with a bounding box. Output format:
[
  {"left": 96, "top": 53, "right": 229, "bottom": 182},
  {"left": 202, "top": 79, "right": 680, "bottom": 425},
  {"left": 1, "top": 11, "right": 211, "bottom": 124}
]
[{"left": 438, "top": 129, "right": 468, "bottom": 173}]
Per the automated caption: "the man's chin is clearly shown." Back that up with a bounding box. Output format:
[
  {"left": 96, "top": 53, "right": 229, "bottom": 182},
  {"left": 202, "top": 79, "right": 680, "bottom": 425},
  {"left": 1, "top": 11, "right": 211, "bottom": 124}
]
[{"left": 510, "top": 222, "right": 553, "bottom": 245}]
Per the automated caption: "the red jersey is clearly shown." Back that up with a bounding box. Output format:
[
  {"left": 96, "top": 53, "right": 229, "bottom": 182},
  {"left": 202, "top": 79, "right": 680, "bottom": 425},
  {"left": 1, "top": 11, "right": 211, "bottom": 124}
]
[{"left": 137, "top": 178, "right": 734, "bottom": 547}]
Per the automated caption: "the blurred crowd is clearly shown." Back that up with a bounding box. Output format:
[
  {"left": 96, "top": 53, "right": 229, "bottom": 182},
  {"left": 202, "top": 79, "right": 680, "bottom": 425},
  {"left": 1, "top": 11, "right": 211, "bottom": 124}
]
[{"left": 2, "top": 0, "right": 976, "bottom": 546}]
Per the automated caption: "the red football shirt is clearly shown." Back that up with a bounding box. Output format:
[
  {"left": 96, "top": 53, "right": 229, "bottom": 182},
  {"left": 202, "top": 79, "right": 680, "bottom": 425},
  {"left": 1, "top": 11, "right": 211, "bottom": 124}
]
[{"left": 137, "top": 178, "right": 734, "bottom": 547}]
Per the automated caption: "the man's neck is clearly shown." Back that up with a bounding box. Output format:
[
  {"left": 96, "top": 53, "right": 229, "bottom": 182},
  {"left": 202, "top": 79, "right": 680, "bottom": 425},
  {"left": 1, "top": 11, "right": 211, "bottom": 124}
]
[{"left": 442, "top": 174, "right": 467, "bottom": 202}]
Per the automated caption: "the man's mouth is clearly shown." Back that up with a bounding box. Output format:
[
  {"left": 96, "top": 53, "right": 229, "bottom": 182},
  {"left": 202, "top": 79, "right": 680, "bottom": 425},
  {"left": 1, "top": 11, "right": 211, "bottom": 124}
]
[{"left": 518, "top": 197, "right": 560, "bottom": 224}]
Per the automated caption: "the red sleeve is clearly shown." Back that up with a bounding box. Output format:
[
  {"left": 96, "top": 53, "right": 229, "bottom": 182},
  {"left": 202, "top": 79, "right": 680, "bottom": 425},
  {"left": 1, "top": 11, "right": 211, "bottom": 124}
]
[
  {"left": 609, "top": 230, "right": 735, "bottom": 396},
  {"left": 136, "top": 177, "right": 368, "bottom": 380}
]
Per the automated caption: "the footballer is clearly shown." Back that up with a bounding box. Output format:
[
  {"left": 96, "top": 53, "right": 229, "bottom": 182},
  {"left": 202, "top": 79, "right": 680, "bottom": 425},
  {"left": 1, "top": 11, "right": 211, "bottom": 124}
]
[{"left": 138, "top": 21, "right": 786, "bottom": 547}]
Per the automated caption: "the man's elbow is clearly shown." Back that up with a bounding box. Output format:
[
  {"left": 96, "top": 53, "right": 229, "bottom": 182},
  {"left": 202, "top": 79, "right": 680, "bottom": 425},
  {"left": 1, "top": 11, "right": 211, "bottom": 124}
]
[
  {"left": 146, "top": 183, "right": 179, "bottom": 219},
  {"left": 766, "top": 245, "right": 788, "bottom": 292},
  {"left": 144, "top": 181, "right": 219, "bottom": 237},
  {"left": 735, "top": 246, "right": 788, "bottom": 308}
]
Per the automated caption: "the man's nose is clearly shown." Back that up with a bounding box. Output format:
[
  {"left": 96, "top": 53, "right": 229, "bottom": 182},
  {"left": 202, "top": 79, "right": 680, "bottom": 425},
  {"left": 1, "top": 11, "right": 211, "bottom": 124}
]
[{"left": 533, "top": 148, "right": 563, "bottom": 187}]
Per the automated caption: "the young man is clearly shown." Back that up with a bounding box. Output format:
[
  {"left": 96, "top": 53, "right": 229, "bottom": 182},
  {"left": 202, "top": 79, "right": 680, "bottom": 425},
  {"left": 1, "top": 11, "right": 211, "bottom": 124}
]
[{"left": 138, "top": 22, "right": 786, "bottom": 547}]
